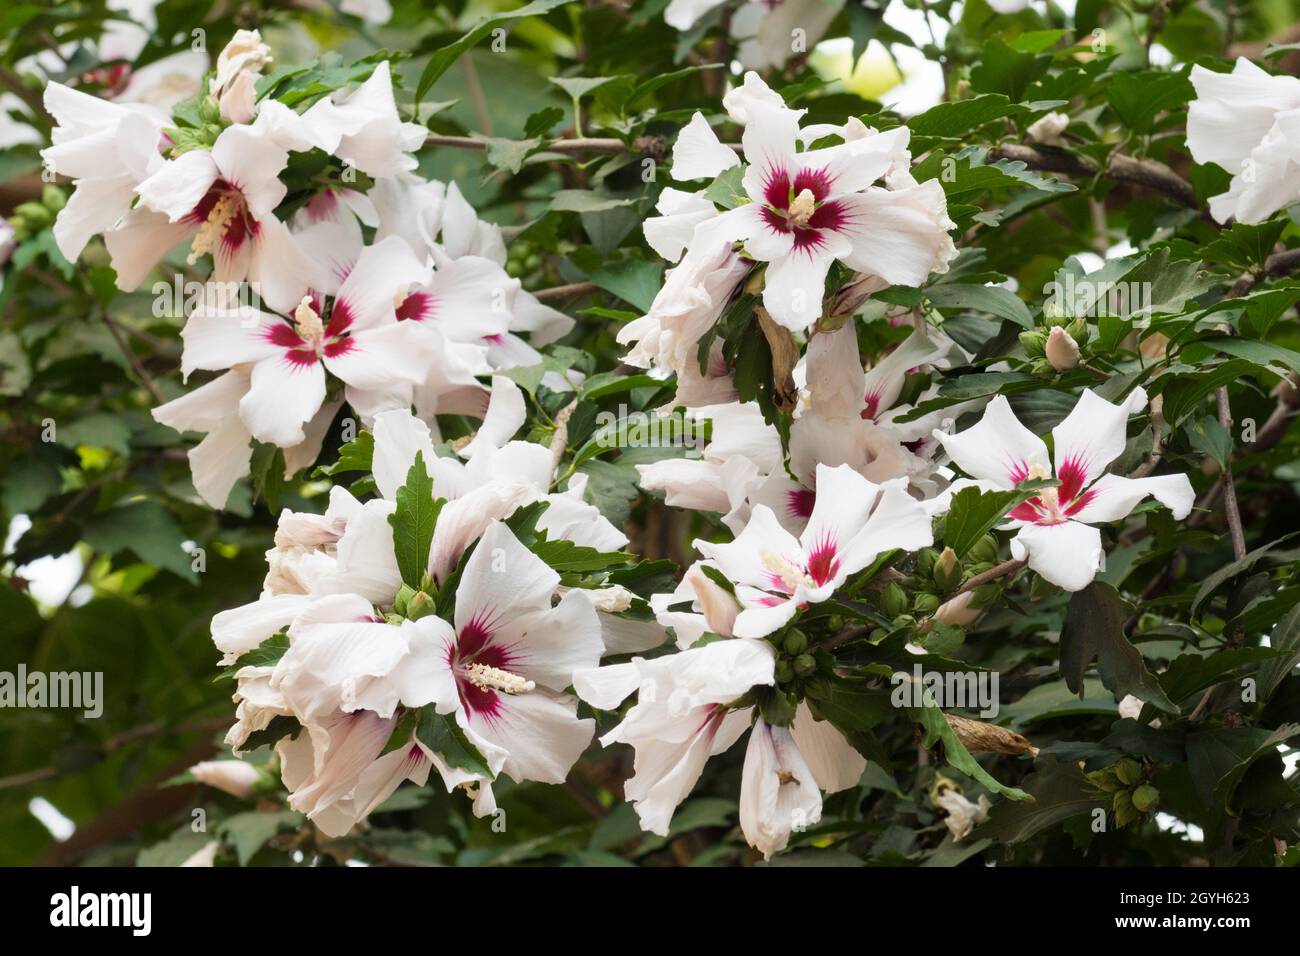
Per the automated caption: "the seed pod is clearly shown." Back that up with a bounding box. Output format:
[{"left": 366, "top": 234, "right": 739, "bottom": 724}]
[
  {"left": 944, "top": 714, "right": 1038, "bottom": 757},
  {"left": 1116, "top": 758, "right": 1143, "bottom": 786},
  {"left": 1131, "top": 784, "right": 1160, "bottom": 813}
]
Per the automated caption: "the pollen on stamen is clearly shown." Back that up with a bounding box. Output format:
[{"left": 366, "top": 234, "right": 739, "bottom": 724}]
[
  {"left": 188, "top": 194, "right": 238, "bottom": 265},
  {"left": 465, "top": 662, "right": 535, "bottom": 695}
]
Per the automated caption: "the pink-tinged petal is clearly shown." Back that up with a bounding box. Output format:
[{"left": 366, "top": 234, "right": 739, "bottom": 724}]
[
  {"left": 671, "top": 111, "right": 741, "bottom": 181},
  {"left": 688, "top": 202, "right": 771, "bottom": 257},
  {"left": 739, "top": 101, "right": 801, "bottom": 202},
  {"left": 454, "top": 521, "right": 559, "bottom": 642},
  {"left": 178, "top": 303, "right": 283, "bottom": 379},
  {"left": 802, "top": 305, "right": 868, "bottom": 421},
  {"left": 240, "top": 353, "right": 327, "bottom": 447},
  {"left": 840, "top": 479, "right": 934, "bottom": 573},
  {"left": 790, "top": 702, "right": 866, "bottom": 793},
  {"left": 801, "top": 462, "right": 883, "bottom": 569},
  {"left": 332, "top": 234, "right": 432, "bottom": 333},
  {"left": 322, "top": 321, "right": 439, "bottom": 389},
  {"left": 470, "top": 691, "right": 594, "bottom": 785},
  {"left": 761, "top": 247, "right": 839, "bottom": 331},
  {"left": 861, "top": 329, "right": 946, "bottom": 420},
  {"left": 211, "top": 123, "right": 290, "bottom": 219},
  {"left": 135, "top": 148, "right": 220, "bottom": 222},
  {"left": 429, "top": 482, "right": 537, "bottom": 584},
  {"left": 740, "top": 719, "right": 822, "bottom": 860},
  {"left": 458, "top": 375, "right": 526, "bottom": 458},
  {"left": 933, "top": 395, "right": 1049, "bottom": 488},
  {"left": 1009, "top": 520, "right": 1105, "bottom": 592},
  {"left": 834, "top": 181, "right": 958, "bottom": 286},
  {"left": 320, "top": 499, "right": 403, "bottom": 605},
  {"left": 1066, "top": 473, "right": 1195, "bottom": 525},
  {"left": 250, "top": 216, "right": 334, "bottom": 314},
  {"left": 732, "top": 590, "right": 801, "bottom": 639},
  {"left": 370, "top": 407, "right": 437, "bottom": 501},
  {"left": 103, "top": 206, "right": 197, "bottom": 291},
  {"left": 694, "top": 504, "right": 802, "bottom": 592},
  {"left": 797, "top": 126, "right": 909, "bottom": 195},
  {"left": 1051, "top": 387, "right": 1149, "bottom": 492}
]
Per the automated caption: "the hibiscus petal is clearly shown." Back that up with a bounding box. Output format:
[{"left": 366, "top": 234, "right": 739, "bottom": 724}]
[
  {"left": 1010, "top": 520, "right": 1105, "bottom": 592},
  {"left": 1051, "top": 386, "right": 1148, "bottom": 491},
  {"left": 671, "top": 111, "right": 741, "bottom": 181},
  {"left": 240, "top": 354, "right": 327, "bottom": 447},
  {"left": 1068, "top": 472, "right": 1196, "bottom": 524},
  {"left": 933, "top": 394, "right": 1049, "bottom": 487}
]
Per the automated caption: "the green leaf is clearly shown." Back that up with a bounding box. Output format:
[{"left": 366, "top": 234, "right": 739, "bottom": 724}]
[
  {"left": 417, "top": 708, "right": 495, "bottom": 779},
  {"left": 415, "top": 0, "right": 575, "bottom": 108},
  {"left": 215, "top": 632, "right": 290, "bottom": 682},
  {"left": 1186, "top": 723, "right": 1300, "bottom": 813},
  {"left": 1106, "top": 70, "right": 1193, "bottom": 135},
  {"left": 926, "top": 282, "right": 1034, "bottom": 328},
  {"left": 908, "top": 93, "right": 1019, "bottom": 138},
  {"left": 483, "top": 135, "right": 540, "bottom": 174},
  {"left": 84, "top": 501, "right": 196, "bottom": 582},
  {"left": 940, "top": 484, "right": 1042, "bottom": 557},
  {"left": 387, "top": 451, "right": 442, "bottom": 589},
  {"left": 1059, "top": 583, "right": 1178, "bottom": 714},
  {"left": 589, "top": 259, "right": 662, "bottom": 311},
  {"left": 219, "top": 810, "right": 303, "bottom": 866},
  {"left": 702, "top": 165, "right": 746, "bottom": 209},
  {"left": 550, "top": 190, "right": 637, "bottom": 214},
  {"left": 315, "top": 429, "right": 374, "bottom": 476},
  {"left": 974, "top": 757, "right": 1103, "bottom": 844},
  {"left": 530, "top": 535, "right": 634, "bottom": 572},
  {"left": 1259, "top": 604, "right": 1300, "bottom": 703},
  {"left": 239, "top": 715, "right": 302, "bottom": 753},
  {"left": 914, "top": 697, "right": 1030, "bottom": 800},
  {"left": 969, "top": 39, "right": 1051, "bottom": 102}
]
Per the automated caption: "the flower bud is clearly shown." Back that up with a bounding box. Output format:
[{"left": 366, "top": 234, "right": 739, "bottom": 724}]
[
  {"left": 219, "top": 69, "right": 258, "bottom": 124},
  {"left": 406, "top": 589, "right": 433, "bottom": 620},
  {"left": 933, "top": 546, "right": 961, "bottom": 593},
  {"left": 191, "top": 759, "right": 261, "bottom": 798},
  {"left": 969, "top": 534, "right": 999, "bottom": 566},
  {"left": 1045, "top": 326, "right": 1081, "bottom": 371},
  {"left": 934, "top": 591, "right": 983, "bottom": 628},
  {"left": 913, "top": 592, "right": 940, "bottom": 616},
  {"left": 1019, "top": 330, "right": 1048, "bottom": 357},
  {"left": 793, "top": 653, "right": 816, "bottom": 677},
  {"left": 41, "top": 185, "right": 67, "bottom": 212},
  {"left": 881, "top": 582, "right": 908, "bottom": 618},
  {"left": 782, "top": 629, "right": 808, "bottom": 656}
]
